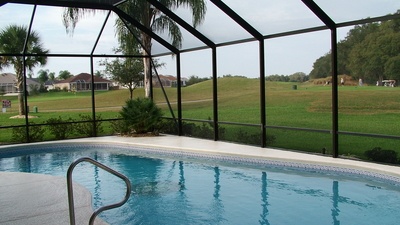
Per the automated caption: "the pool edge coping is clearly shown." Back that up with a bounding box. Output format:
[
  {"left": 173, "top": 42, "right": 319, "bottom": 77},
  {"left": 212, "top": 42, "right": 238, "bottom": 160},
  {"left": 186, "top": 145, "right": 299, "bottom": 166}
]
[{"left": 1, "top": 135, "right": 400, "bottom": 184}]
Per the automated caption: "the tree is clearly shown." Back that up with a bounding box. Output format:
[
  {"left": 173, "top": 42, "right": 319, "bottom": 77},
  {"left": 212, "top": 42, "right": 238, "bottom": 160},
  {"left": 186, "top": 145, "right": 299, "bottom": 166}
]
[
  {"left": 289, "top": 72, "right": 308, "bottom": 82},
  {"left": 384, "top": 55, "right": 400, "bottom": 80},
  {"left": 348, "top": 20, "right": 400, "bottom": 84},
  {"left": 0, "top": 24, "right": 48, "bottom": 115},
  {"left": 58, "top": 70, "right": 73, "bottom": 80},
  {"left": 309, "top": 54, "right": 331, "bottom": 79},
  {"left": 94, "top": 70, "right": 105, "bottom": 78},
  {"left": 266, "top": 74, "right": 290, "bottom": 82},
  {"left": 103, "top": 56, "right": 144, "bottom": 99},
  {"left": 63, "top": 0, "right": 207, "bottom": 98},
  {"left": 48, "top": 72, "right": 55, "bottom": 81},
  {"left": 186, "top": 75, "right": 210, "bottom": 85},
  {"left": 37, "top": 69, "right": 50, "bottom": 84},
  {"left": 309, "top": 17, "right": 400, "bottom": 83}
]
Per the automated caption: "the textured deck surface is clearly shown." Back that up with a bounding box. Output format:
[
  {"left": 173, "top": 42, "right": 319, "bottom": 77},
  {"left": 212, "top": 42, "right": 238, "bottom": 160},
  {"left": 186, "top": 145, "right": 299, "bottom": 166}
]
[{"left": 0, "top": 172, "right": 107, "bottom": 225}]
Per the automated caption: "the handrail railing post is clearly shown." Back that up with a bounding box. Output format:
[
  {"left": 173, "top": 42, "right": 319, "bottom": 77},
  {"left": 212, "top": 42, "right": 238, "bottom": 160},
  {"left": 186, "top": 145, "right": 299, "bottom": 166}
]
[{"left": 67, "top": 157, "right": 131, "bottom": 225}]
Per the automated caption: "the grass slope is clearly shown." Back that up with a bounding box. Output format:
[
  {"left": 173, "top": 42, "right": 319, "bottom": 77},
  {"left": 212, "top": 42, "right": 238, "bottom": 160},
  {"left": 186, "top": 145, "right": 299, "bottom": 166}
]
[{"left": 1, "top": 77, "right": 399, "bottom": 158}]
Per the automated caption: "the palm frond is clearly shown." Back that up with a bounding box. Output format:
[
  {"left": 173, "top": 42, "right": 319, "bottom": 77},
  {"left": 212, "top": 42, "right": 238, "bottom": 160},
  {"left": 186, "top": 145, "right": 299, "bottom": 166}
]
[
  {"left": 161, "top": 0, "right": 207, "bottom": 27},
  {"left": 152, "top": 15, "right": 182, "bottom": 49},
  {"left": 62, "top": 7, "right": 96, "bottom": 35}
]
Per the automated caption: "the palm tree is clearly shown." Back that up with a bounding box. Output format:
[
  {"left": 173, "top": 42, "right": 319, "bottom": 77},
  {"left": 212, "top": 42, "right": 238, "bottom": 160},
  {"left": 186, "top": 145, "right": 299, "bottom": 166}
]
[
  {"left": 63, "top": 0, "right": 206, "bottom": 98},
  {"left": 0, "top": 24, "right": 49, "bottom": 115}
]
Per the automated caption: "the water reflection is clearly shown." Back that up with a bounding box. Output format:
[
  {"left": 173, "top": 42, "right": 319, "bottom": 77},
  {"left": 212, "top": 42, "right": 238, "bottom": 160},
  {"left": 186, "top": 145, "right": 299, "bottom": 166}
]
[
  {"left": 179, "top": 161, "right": 185, "bottom": 191},
  {"left": 92, "top": 153, "right": 101, "bottom": 208},
  {"left": 259, "top": 172, "right": 270, "bottom": 225},
  {"left": 214, "top": 167, "right": 221, "bottom": 198},
  {"left": 332, "top": 181, "right": 340, "bottom": 225},
  {"left": 18, "top": 155, "right": 31, "bottom": 173},
  {"left": 211, "top": 166, "right": 224, "bottom": 224}
]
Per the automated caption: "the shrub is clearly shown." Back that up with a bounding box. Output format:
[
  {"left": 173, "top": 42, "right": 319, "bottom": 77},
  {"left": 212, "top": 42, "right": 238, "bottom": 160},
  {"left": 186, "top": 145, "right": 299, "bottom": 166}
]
[
  {"left": 120, "top": 98, "right": 162, "bottom": 134},
  {"left": 234, "top": 130, "right": 276, "bottom": 146},
  {"left": 11, "top": 123, "right": 45, "bottom": 142},
  {"left": 364, "top": 147, "right": 399, "bottom": 164},
  {"left": 110, "top": 117, "right": 131, "bottom": 135},
  {"left": 179, "top": 119, "right": 225, "bottom": 140},
  {"left": 158, "top": 119, "right": 179, "bottom": 135},
  {"left": 159, "top": 118, "right": 276, "bottom": 146},
  {"left": 39, "top": 84, "right": 47, "bottom": 93},
  {"left": 192, "top": 122, "right": 215, "bottom": 139},
  {"left": 46, "top": 116, "right": 74, "bottom": 139},
  {"left": 75, "top": 114, "right": 104, "bottom": 137}
]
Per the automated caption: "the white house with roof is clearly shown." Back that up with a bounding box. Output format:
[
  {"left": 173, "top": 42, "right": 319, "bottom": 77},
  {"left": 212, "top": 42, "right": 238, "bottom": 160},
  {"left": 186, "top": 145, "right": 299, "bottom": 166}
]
[
  {"left": 54, "top": 73, "right": 112, "bottom": 91},
  {"left": 0, "top": 73, "right": 41, "bottom": 95},
  {"left": 152, "top": 74, "right": 188, "bottom": 88}
]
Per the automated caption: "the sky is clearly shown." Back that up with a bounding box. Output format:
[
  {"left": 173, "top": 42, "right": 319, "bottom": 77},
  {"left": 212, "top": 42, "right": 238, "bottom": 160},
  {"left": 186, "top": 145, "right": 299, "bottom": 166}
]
[{"left": 0, "top": 0, "right": 399, "bottom": 79}]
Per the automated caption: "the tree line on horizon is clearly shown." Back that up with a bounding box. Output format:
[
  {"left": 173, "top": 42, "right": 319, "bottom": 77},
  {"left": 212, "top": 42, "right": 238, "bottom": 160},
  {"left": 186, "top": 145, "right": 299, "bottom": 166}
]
[
  {"left": 185, "top": 72, "right": 309, "bottom": 85},
  {"left": 309, "top": 11, "right": 400, "bottom": 85}
]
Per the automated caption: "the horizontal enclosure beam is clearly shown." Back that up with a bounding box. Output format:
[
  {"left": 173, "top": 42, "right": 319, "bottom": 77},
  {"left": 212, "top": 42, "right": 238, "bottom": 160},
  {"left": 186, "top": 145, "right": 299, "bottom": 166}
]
[{"left": 5, "top": 0, "right": 114, "bottom": 10}]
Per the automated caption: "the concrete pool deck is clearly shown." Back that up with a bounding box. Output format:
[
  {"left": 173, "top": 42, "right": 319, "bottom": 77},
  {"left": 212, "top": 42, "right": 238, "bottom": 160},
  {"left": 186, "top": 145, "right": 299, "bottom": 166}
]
[
  {"left": 1, "top": 135, "right": 400, "bottom": 224},
  {"left": 0, "top": 172, "right": 107, "bottom": 225}
]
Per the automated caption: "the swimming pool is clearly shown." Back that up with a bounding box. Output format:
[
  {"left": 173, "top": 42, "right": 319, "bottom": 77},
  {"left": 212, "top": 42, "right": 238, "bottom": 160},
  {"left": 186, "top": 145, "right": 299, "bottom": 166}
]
[{"left": 1, "top": 143, "right": 400, "bottom": 225}]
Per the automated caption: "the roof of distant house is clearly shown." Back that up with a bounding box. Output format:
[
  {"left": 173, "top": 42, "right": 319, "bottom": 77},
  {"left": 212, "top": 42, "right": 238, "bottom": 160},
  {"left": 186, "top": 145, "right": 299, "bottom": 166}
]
[
  {"left": 0, "top": 73, "right": 17, "bottom": 83},
  {"left": 157, "top": 74, "right": 176, "bottom": 81},
  {"left": 155, "top": 74, "right": 188, "bottom": 81},
  {"left": 0, "top": 73, "right": 41, "bottom": 85},
  {"left": 58, "top": 73, "right": 112, "bottom": 83}
]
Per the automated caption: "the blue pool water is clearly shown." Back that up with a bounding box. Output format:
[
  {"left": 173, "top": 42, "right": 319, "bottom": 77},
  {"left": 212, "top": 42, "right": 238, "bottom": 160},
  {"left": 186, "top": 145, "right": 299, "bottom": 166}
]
[{"left": 1, "top": 143, "right": 400, "bottom": 225}]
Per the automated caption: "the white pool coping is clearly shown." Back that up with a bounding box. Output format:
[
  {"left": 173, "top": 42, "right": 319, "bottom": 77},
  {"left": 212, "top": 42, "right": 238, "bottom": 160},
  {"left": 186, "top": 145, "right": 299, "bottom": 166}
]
[
  {"left": 70, "top": 135, "right": 400, "bottom": 178},
  {"left": 1, "top": 135, "right": 400, "bottom": 225}
]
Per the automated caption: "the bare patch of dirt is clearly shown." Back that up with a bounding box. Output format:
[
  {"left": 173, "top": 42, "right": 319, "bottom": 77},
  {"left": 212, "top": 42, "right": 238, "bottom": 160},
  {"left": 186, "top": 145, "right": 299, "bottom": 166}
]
[
  {"left": 310, "top": 74, "right": 360, "bottom": 86},
  {"left": 9, "top": 115, "right": 39, "bottom": 119}
]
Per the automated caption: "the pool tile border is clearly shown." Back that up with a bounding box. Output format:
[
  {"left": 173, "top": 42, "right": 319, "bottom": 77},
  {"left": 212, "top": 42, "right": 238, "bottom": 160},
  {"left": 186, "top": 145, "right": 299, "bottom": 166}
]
[{"left": 2, "top": 142, "right": 400, "bottom": 186}]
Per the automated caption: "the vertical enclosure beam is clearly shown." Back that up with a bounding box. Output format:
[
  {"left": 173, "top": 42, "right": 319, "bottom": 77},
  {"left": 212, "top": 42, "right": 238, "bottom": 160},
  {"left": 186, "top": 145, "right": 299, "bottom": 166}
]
[
  {"left": 149, "top": 60, "right": 153, "bottom": 99},
  {"left": 212, "top": 47, "right": 219, "bottom": 141},
  {"left": 22, "top": 4, "right": 37, "bottom": 142},
  {"left": 22, "top": 59, "right": 29, "bottom": 142},
  {"left": 331, "top": 29, "right": 339, "bottom": 158},
  {"left": 259, "top": 40, "right": 266, "bottom": 147},
  {"left": 176, "top": 53, "right": 183, "bottom": 136},
  {"left": 211, "top": 0, "right": 265, "bottom": 146},
  {"left": 301, "top": 0, "right": 338, "bottom": 157},
  {"left": 146, "top": 0, "right": 216, "bottom": 136},
  {"left": 90, "top": 57, "right": 97, "bottom": 137},
  {"left": 89, "top": 11, "right": 110, "bottom": 138}
]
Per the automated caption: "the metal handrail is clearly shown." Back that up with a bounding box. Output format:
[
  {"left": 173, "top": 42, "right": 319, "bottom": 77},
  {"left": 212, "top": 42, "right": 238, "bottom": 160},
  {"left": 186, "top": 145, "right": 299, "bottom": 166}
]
[{"left": 67, "top": 157, "right": 132, "bottom": 225}]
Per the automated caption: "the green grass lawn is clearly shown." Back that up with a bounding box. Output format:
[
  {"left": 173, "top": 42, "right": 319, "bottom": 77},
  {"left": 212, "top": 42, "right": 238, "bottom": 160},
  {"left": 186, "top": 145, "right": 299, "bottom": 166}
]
[{"left": 1, "top": 77, "right": 399, "bottom": 160}]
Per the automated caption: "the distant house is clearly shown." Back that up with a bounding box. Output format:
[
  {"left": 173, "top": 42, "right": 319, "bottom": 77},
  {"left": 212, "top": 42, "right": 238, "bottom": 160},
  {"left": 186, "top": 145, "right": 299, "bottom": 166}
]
[
  {"left": 54, "top": 73, "right": 112, "bottom": 91},
  {"left": 44, "top": 80, "right": 56, "bottom": 90},
  {"left": 0, "top": 73, "right": 41, "bottom": 95},
  {"left": 112, "top": 80, "right": 144, "bottom": 90},
  {"left": 152, "top": 75, "right": 187, "bottom": 88}
]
